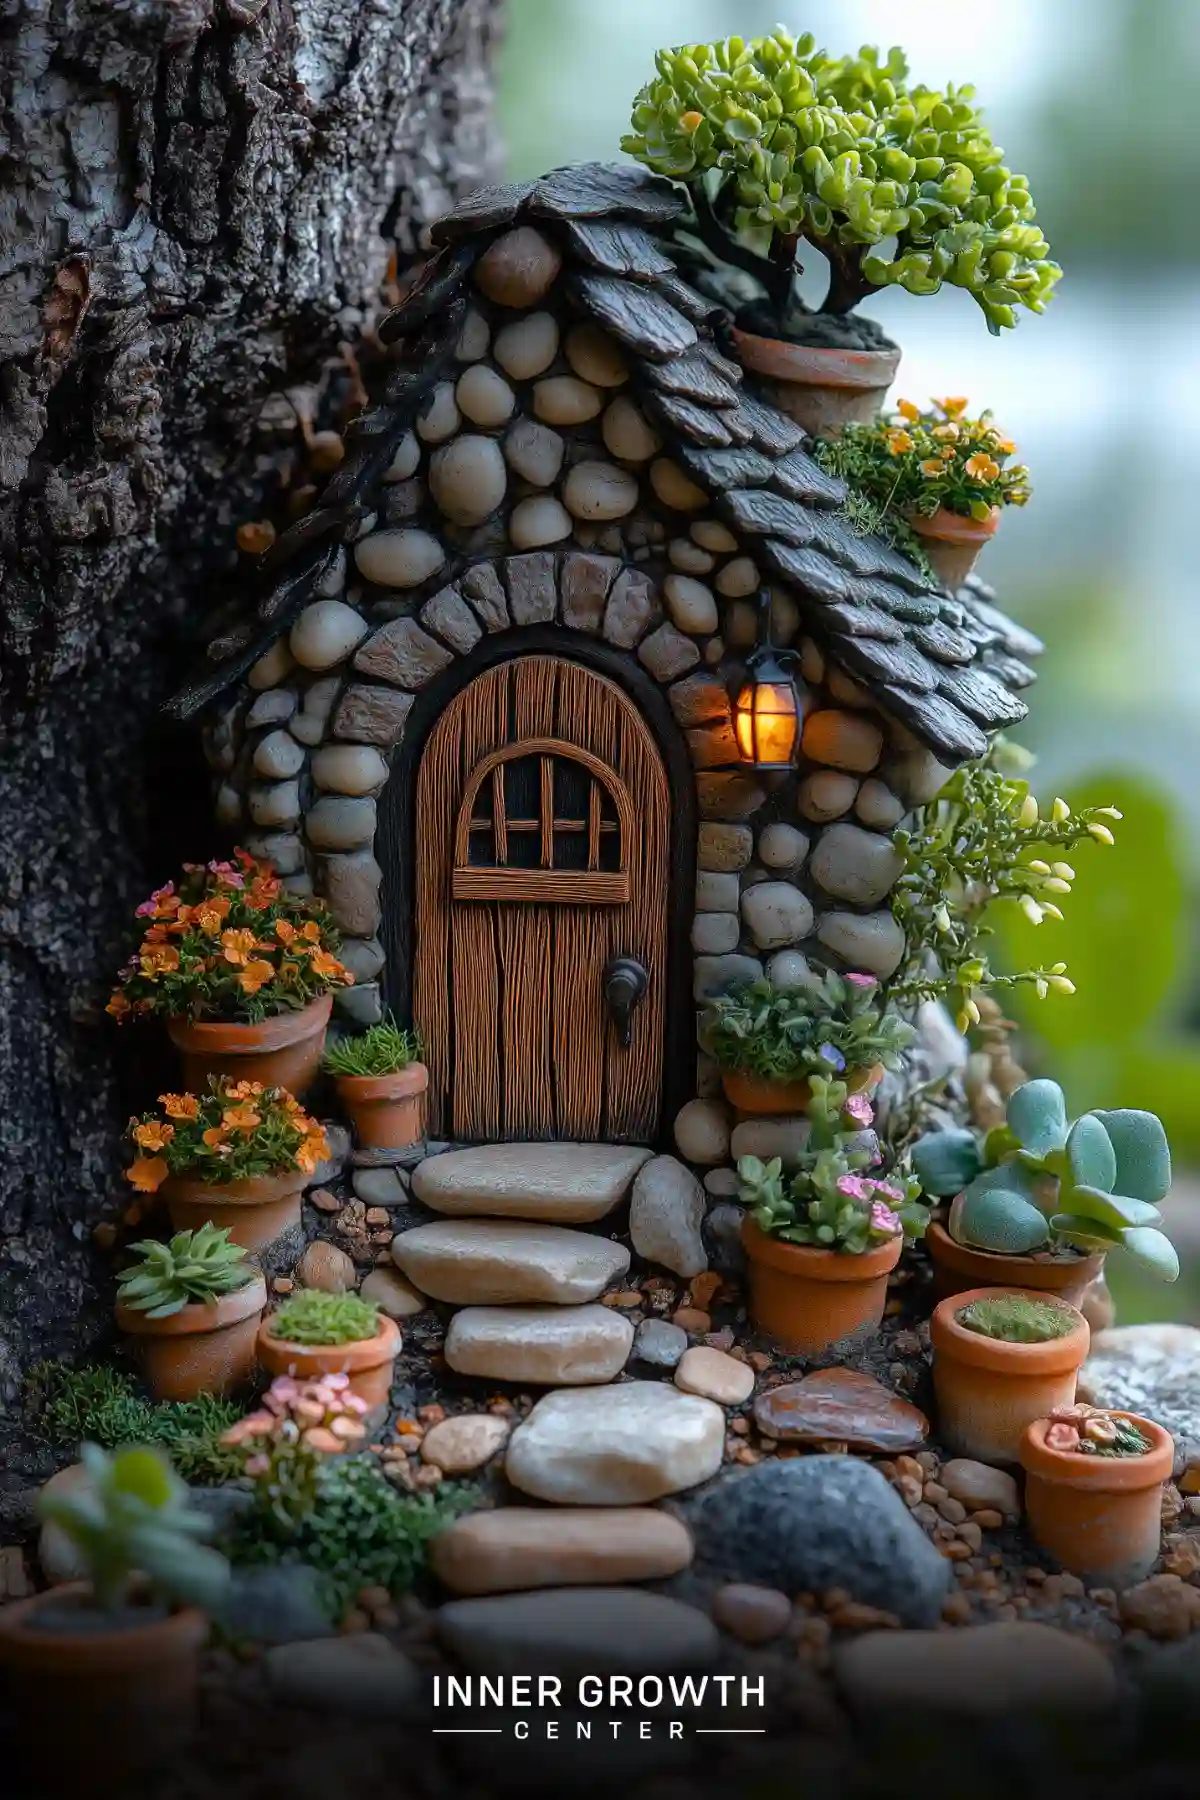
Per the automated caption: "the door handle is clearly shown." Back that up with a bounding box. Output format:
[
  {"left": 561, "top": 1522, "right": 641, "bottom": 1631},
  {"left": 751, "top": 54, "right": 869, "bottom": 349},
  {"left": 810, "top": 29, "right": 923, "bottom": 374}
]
[{"left": 603, "top": 955, "right": 649, "bottom": 1048}]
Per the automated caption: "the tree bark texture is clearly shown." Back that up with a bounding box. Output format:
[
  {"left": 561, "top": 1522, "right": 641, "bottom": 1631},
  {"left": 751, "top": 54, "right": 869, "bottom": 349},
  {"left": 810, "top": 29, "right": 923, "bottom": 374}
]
[{"left": 0, "top": 0, "right": 502, "bottom": 1477}]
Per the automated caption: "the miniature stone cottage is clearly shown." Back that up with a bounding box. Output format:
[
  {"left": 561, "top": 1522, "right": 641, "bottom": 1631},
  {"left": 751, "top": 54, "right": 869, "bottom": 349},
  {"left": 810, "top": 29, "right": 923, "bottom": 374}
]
[{"left": 171, "top": 162, "right": 1041, "bottom": 1165}]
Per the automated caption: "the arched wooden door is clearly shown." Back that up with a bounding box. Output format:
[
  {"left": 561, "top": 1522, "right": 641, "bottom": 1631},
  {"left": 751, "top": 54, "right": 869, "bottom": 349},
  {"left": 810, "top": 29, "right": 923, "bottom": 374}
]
[{"left": 413, "top": 655, "right": 670, "bottom": 1143}]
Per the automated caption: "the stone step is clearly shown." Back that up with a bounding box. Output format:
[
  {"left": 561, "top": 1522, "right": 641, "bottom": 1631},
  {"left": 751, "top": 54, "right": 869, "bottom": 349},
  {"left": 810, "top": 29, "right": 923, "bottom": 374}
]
[
  {"left": 430, "top": 1506, "right": 694, "bottom": 1596},
  {"left": 391, "top": 1219, "right": 629, "bottom": 1305},
  {"left": 505, "top": 1382, "right": 726, "bottom": 1505},
  {"left": 435, "top": 1587, "right": 719, "bottom": 1677},
  {"left": 444, "top": 1304, "right": 633, "bottom": 1386},
  {"left": 412, "top": 1142, "right": 652, "bottom": 1223}
]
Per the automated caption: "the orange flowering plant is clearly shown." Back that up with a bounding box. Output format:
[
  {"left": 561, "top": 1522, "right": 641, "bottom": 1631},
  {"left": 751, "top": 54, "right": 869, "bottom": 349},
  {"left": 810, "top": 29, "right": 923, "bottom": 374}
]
[
  {"left": 108, "top": 850, "right": 352, "bottom": 1026},
  {"left": 125, "top": 1077, "right": 330, "bottom": 1193}
]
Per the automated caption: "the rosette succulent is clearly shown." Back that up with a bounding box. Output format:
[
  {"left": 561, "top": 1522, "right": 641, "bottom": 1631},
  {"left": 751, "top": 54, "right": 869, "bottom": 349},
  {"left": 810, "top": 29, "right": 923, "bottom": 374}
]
[
  {"left": 911, "top": 1078, "right": 1178, "bottom": 1280},
  {"left": 623, "top": 30, "right": 1060, "bottom": 334}
]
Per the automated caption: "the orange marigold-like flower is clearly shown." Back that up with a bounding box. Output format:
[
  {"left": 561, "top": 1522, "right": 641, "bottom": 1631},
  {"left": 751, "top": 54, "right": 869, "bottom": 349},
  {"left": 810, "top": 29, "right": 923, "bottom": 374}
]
[
  {"left": 107, "top": 992, "right": 131, "bottom": 1019},
  {"left": 229, "top": 1080, "right": 265, "bottom": 1099},
  {"left": 936, "top": 396, "right": 969, "bottom": 417},
  {"left": 126, "top": 1155, "right": 169, "bottom": 1193},
  {"left": 993, "top": 435, "right": 1016, "bottom": 455},
  {"left": 895, "top": 399, "right": 920, "bottom": 422},
  {"left": 220, "top": 928, "right": 259, "bottom": 966},
  {"left": 238, "top": 959, "right": 276, "bottom": 995},
  {"left": 194, "top": 896, "right": 232, "bottom": 935},
  {"left": 134, "top": 1120, "right": 175, "bottom": 1152},
  {"left": 202, "top": 1125, "right": 230, "bottom": 1149},
  {"left": 162, "top": 1093, "right": 200, "bottom": 1120},
  {"left": 139, "top": 944, "right": 181, "bottom": 978},
  {"left": 919, "top": 458, "right": 944, "bottom": 478},
  {"left": 932, "top": 422, "right": 960, "bottom": 442},
  {"left": 965, "top": 453, "right": 1001, "bottom": 483},
  {"left": 274, "top": 919, "right": 297, "bottom": 945},
  {"left": 300, "top": 920, "right": 322, "bottom": 943},
  {"left": 223, "top": 1104, "right": 261, "bottom": 1132},
  {"left": 308, "top": 948, "right": 348, "bottom": 982},
  {"left": 885, "top": 428, "right": 914, "bottom": 456}
]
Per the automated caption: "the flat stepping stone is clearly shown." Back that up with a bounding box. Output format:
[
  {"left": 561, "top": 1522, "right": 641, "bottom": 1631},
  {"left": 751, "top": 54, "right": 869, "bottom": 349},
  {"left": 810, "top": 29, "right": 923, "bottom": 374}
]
[
  {"left": 505, "top": 1382, "right": 725, "bottom": 1504},
  {"left": 436, "top": 1587, "right": 719, "bottom": 1676},
  {"left": 412, "top": 1142, "right": 651, "bottom": 1223},
  {"left": 262, "top": 1635, "right": 422, "bottom": 1717},
  {"left": 753, "top": 1367, "right": 929, "bottom": 1454},
  {"left": 835, "top": 1622, "right": 1118, "bottom": 1720},
  {"left": 445, "top": 1304, "right": 633, "bottom": 1385},
  {"left": 430, "top": 1506, "right": 694, "bottom": 1596},
  {"left": 391, "top": 1220, "right": 630, "bottom": 1305}
]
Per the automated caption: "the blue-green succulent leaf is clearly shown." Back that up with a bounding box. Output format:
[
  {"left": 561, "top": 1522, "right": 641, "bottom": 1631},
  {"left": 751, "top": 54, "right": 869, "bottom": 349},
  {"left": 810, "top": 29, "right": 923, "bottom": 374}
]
[
  {"left": 1091, "top": 1110, "right": 1172, "bottom": 1204},
  {"left": 1120, "top": 1226, "right": 1179, "bottom": 1282},
  {"left": 1006, "top": 1079, "right": 1068, "bottom": 1159},
  {"left": 910, "top": 1128, "right": 982, "bottom": 1198},
  {"left": 1049, "top": 1213, "right": 1124, "bottom": 1249},
  {"left": 956, "top": 1174, "right": 1051, "bottom": 1254},
  {"left": 1066, "top": 1185, "right": 1162, "bottom": 1231},
  {"left": 1066, "top": 1115, "right": 1117, "bottom": 1194}
]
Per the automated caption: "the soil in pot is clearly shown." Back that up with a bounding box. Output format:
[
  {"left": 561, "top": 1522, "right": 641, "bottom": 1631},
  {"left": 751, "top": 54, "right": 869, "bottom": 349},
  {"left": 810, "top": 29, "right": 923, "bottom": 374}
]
[
  {"left": 741, "top": 1215, "right": 902, "bottom": 1355},
  {"left": 163, "top": 1169, "right": 306, "bottom": 1253},
  {"left": 908, "top": 506, "right": 999, "bottom": 591},
  {"left": 337, "top": 1063, "right": 428, "bottom": 1150},
  {"left": 116, "top": 1273, "right": 267, "bottom": 1402},
  {"left": 930, "top": 1286, "right": 1090, "bottom": 1465},
  {"left": 167, "top": 991, "right": 332, "bottom": 1098},
  {"left": 256, "top": 1312, "right": 402, "bottom": 1413},
  {"left": 735, "top": 299, "right": 897, "bottom": 354},
  {"left": 926, "top": 1220, "right": 1104, "bottom": 1311},
  {"left": 1020, "top": 1412, "right": 1174, "bottom": 1591}
]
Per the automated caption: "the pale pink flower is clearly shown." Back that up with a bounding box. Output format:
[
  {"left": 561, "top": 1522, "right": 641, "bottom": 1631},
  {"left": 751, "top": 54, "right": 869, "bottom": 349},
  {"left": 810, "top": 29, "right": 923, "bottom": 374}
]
[
  {"left": 244, "top": 1453, "right": 270, "bottom": 1477},
  {"left": 836, "top": 1174, "right": 874, "bottom": 1202},
  {"left": 1046, "top": 1422, "right": 1082, "bottom": 1453},
  {"left": 845, "top": 972, "right": 877, "bottom": 989},
  {"left": 869, "top": 1202, "right": 902, "bottom": 1236},
  {"left": 843, "top": 1093, "right": 874, "bottom": 1128},
  {"left": 870, "top": 1180, "right": 905, "bottom": 1203}
]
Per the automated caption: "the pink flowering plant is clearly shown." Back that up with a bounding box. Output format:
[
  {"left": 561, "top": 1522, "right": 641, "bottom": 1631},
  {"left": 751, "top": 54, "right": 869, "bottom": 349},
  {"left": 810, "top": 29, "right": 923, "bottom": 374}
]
[
  {"left": 700, "top": 968, "right": 914, "bottom": 1084},
  {"left": 220, "top": 1373, "right": 372, "bottom": 1533},
  {"left": 737, "top": 1073, "right": 929, "bottom": 1251}
]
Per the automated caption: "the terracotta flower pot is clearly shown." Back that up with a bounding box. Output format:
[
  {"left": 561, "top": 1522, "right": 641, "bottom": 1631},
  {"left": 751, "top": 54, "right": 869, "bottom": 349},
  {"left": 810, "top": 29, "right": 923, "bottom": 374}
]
[
  {"left": 731, "top": 328, "right": 901, "bottom": 438},
  {"left": 722, "top": 1061, "right": 883, "bottom": 1116},
  {"left": 116, "top": 1272, "right": 267, "bottom": 1402},
  {"left": 336, "top": 1063, "right": 428, "bottom": 1149},
  {"left": 930, "top": 1286, "right": 1090, "bottom": 1465},
  {"left": 167, "top": 991, "right": 332, "bottom": 1097},
  {"left": 1019, "top": 1412, "right": 1174, "bottom": 1590},
  {"left": 927, "top": 1220, "right": 1105, "bottom": 1310},
  {"left": 163, "top": 1168, "right": 306, "bottom": 1253},
  {"left": 256, "top": 1312, "right": 402, "bottom": 1412},
  {"left": 908, "top": 506, "right": 1000, "bottom": 591},
  {"left": 0, "top": 1585, "right": 207, "bottom": 1790},
  {"left": 741, "top": 1214, "right": 902, "bottom": 1354}
]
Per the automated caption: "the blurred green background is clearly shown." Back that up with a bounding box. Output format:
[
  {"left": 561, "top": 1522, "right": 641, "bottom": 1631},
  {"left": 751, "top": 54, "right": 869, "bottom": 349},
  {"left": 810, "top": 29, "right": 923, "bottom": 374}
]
[{"left": 498, "top": 0, "right": 1200, "bottom": 1323}]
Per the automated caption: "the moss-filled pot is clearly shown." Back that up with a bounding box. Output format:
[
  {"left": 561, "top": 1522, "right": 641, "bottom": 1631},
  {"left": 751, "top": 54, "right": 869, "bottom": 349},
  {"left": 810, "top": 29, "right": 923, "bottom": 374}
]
[
  {"left": 730, "top": 328, "right": 900, "bottom": 437},
  {"left": 0, "top": 1585, "right": 207, "bottom": 1789},
  {"left": 336, "top": 1063, "right": 428, "bottom": 1149},
  {"left": 721, "top": 1061, "right": 882, "bottom": 1116},
  {"left": 1020, "top": 1412, "right": 1174, "bottom": 1590},
  {"left": 162, "top": 1169, "right": 306, "bottom": 1253},
  {"left": 256, "top": 1311, "right": 402, "bottom": 1412},
  {"left": 116, "top": 1273, "right": 267, "bottom": 1403},
  {"left": 930, "top": 1286, "right": 1090, "bottom": 1465},
  {"left": 741, "top": 1215, "right": 902, "bottom": 1354},
  {"left": 167, "top": 992, "right": 332, "bottom": 1098},
  {"left": 927, "top": 1220, "right": 1105, "bottom": 1310}
]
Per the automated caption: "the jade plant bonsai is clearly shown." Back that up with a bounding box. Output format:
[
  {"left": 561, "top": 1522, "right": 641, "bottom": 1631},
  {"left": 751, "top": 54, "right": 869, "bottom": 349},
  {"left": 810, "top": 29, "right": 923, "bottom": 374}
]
[
  {"left": 738, "top": 1074, "right": 929, "bottom": 1250},
  {"left": 701, "top": 968, "right": 913, "bottom": 1084},
  {"left": 116, "top": 1225, "right": 256, "bottom": 1319},
  {"left": 911, "top": 1077, "right": 1178, "bottom": 1280},
  {"left": 956, "top": 1294, "right": 1078, "bottom": 1343},
  {"left": 624, "top": 30, "right": 1060, "bottom": 337}
]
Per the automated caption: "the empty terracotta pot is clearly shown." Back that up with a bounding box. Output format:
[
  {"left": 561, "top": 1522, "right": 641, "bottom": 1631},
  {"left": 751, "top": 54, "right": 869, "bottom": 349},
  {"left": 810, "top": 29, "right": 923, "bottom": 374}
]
[
  {"left": 336, "top": 1063, "right": 428, "bottom": 1149},
  {"left": 167, "top": 992, "right": 332, "bottom": 1097},
  {"left": 163, "top": 1168, "right": 306, "bottom": 1253},
  {"left": 927, "top": 1221, "right": 1104, "bottom": 1310},
  {"left": 722, "top": 1061, "right": 882, "bottom": 1117},
  {"left": 0, "top": 1585, "right": 207, "bottom": 1793},
  {"left": 1020, "top": 1412, "right": 1174, "bottom": 1590},
  {"left": 256, "top": 1311, "right": 402, "bottom": 1412},
  {"left": 930, "top": 1286, "right": 1090, "bottom": 1465},
  {"left": 908, "top": 505, "right": 999, "bottom": 591},
  {"left": 742, "top": 1215, "right": 902, "bottom": 1354},
  {"left": 730, "top": 328, "right": 900, "bottom": 437},
  {"left": 116, "top": 1272, "right": 267, "bottom": 1402}
]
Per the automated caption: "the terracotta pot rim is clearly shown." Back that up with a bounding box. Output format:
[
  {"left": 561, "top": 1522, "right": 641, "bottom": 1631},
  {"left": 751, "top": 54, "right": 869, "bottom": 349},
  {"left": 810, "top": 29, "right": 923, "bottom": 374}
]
[
  {"left": 162, "top": 1168, "right": 307, "bottom": 1206},
  {"left": 931, "top": 1286, "right": 1090, "bottom": 1375},
  {"left": 115, "top": 1271, "right": 267, "bottom": 1339},
  {"left": 0, "top": 1585, "right": 208, "bottom": 1671},
  {"left": 333, "top": 1064, "right": 428, "bottom": 1103},
  {"left": 731, "top": 325, "right": 901, "bottom": 390},
  {"left": 257, "top": 1311, "right": 401, "bottom": 1371},
  {"left": 741, "top": 1214, "right": 903, "bottom": 1282},
  {"left": 167, "top": 992, "right": 333, "bottom": 1055},
  {"left": 1020, "top": 1412, "right": 1174, "bottom": 1490},
  {"left": 927, "top": 1220, "right": 1103, "bottom": 1278},
  {"left": 907, "top": 506, "right": 1001, "bottom": 546}
]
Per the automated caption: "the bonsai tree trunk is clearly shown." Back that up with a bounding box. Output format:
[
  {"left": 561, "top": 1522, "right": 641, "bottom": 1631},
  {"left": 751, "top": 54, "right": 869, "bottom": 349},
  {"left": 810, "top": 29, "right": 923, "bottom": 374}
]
[{"left": 0, "top": 0, "right": 502, "bottom": 1472}]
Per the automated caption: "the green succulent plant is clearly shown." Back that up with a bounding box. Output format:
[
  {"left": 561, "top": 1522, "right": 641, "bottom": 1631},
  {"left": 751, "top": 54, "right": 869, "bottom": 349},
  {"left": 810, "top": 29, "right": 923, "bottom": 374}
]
[
  {"left": 623, "top": 30, "right": 1061, "bottom": 334},
  {"left": 700, "top": 969, "right": 913, "bottom": 1083},
  {"left": 268, "top": 1288, "right": 381, "bottom": 1347},
  {"left": 116, "top": 1224, "right": 256, "bottom": 1319},
  {"left": 37, "top": 1442, "right": 231, "bottom": 1615},
  {"left": 911, "top": 1078, "right": 1178, "bottom": 1281},
  {"left": 323, "top": 1016, "right": 423, "bottom": 1078},
  {"left": 956, "top": 1294, "right": 1077, "bottom": 1343}
]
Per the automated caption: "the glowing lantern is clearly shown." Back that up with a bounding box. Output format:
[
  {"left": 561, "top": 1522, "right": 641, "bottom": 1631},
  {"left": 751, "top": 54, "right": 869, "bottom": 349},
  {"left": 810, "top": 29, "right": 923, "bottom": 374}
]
[{"left": 730, "top": 592, "right": 805, "bottom": 771}]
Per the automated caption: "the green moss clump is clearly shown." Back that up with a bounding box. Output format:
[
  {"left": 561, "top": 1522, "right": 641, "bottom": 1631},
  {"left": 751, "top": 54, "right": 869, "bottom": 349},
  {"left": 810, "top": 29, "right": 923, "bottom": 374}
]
[
  {"left": 269, "top": 1288, "right": 380, "bottom": 1347},
  {"left": 323, "top": 1016, "right": 423, "bottom": 1078},
  {"left": 957, "top": 1294, "right": 1077, "bottom": 1342},
  {"left": 25, "top": 1363, "right": 243, "bottom": 1484}
]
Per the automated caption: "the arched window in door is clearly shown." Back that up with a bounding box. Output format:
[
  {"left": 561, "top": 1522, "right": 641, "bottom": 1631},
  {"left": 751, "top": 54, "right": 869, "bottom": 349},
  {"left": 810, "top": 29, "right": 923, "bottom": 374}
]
[{"left": 451, "top": 737, "right": 633, "bottom": 903}]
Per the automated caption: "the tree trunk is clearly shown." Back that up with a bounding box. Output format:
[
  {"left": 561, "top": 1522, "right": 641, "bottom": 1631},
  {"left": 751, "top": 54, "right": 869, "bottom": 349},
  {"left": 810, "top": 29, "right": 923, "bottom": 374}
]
[{"left": 0, "top": 0, "right": 502, "bottom": 1481}]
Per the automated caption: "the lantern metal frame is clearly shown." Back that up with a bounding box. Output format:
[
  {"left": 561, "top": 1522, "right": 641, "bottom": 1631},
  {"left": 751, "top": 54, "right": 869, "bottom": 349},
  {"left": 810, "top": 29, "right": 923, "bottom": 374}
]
[{"left": 728, "top": 587, "right": 806, "bottom": 772}]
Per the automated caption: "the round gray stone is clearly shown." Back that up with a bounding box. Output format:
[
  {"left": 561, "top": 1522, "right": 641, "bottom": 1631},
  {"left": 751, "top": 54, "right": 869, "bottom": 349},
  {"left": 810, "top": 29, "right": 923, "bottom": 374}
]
[
  {"left": 810, "top": 824, "right": 906, "bottom": 906},
  {"left": 740, "top": 881, "right": 814, "bottom": 950},
  {"left": 633, "top": 1318, "right": 689, "bottom": 1369},
  {"left": 629, "top": 1154, "right": 708, "bottom": 1279}
]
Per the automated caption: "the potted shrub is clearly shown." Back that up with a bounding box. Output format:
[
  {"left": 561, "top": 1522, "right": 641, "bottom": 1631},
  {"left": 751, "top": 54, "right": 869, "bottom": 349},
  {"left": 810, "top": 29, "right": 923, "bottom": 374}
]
[
  {"left": 256, "top": 1287, "right": 401, "bottom": 1413},
  {"left": 624, "top": 32, "right": 1060, "bottom": 433},
  {"left": 114, "top": 1224, "right": 267, "bottom": 1402},
  {"left": 912, "top": 1078, "right": 1178, "bottom": 1307},
  {"left": 123, "top": 1078, "right": 330, "bottom": 1252},
  {"left": 323, "top": 1015, "right": 428, "bottom": 1149},
  {"left": 737, "top": 1075, "right": 929, "bottom": 1352},
  {"left": 813, "top": 397, "right": 1031, "bottom": 587},
  {"left": 701, "top": 968, "right": 912, "bottom": 1115},
  {"left": 0, "top": 1444, "right": 229, "bottom": 1788},
  {"left": 930, "top": 1288, "right": 1090, "bottom": 1464},
  {"left": 107, "top": 849, "right": 353, "bottom": 1096},
  {"left": 1019, "top": 1404, "right": 1174, "bottom": 1590}
]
